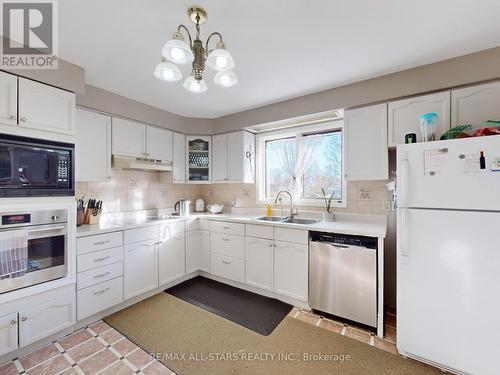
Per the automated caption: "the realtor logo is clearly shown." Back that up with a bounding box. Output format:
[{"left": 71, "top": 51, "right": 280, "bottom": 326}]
[{"left": 1, "top": 0, "right": 58, "bottom": 69}]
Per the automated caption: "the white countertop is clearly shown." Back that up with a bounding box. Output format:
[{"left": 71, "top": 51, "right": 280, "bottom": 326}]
[{"left": 76, "top": 211, "right": 387, "bottom": 239}]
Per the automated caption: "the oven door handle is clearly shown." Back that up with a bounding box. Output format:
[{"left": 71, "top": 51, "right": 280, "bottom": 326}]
[{"left": 28, "top": 226, "right": 66, "bottom": 233}]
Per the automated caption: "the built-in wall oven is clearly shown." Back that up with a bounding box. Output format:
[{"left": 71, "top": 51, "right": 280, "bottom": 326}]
[
  {"left": 0, "top": 134, "right": 74, "bottom": 197},
  {"left": 0, "top": 209, "right": 68, "bottom": 293}
]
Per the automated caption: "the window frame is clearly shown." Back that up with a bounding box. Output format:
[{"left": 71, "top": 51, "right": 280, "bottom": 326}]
[{"left": 256, "top": 120, "right": 347, "bottom": 208}]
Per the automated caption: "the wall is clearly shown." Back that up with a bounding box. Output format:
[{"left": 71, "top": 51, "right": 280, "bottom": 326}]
[
  {"left": 75, "top": 170, "right": 203, "bottom": 213},
  {"left": 76, "top": 85, "right": 214, "bottom": 134},
  {"left": 213, "top": 46, "right": 500, "bottom": 133}
]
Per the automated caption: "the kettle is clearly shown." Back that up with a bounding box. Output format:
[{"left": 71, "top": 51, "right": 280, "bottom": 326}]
[{"left": 174, "top": 199, "right": 191, "bottom": 217}]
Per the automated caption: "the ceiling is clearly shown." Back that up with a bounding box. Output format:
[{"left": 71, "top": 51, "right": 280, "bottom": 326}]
[{"left": 59, "top": 0, "right": 500, "bottom": 119}]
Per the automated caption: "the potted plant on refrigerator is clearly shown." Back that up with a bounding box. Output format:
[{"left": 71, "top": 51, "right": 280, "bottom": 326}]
[{"left": 321, "top": 187, "right": 335, "bottom": 222}]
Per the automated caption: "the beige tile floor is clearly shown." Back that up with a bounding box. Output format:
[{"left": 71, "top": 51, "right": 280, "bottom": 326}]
[
  {"left": 0, "top": 321, "right": 175, "bottom": 375},
  {"left": 288, "top": 307, "right": 399, "bottom": 355},
  {"left": 0, "top": 307, "right": 399, "bottom": 374}
]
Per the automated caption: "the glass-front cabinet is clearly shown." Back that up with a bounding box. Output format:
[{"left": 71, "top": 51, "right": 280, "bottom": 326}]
[{"left": 186, "top": 135, "right": 211, "bottom": 183}]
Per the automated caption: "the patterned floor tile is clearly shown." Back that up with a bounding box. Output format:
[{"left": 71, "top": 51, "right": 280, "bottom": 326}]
[
  {"left": 112, "top": 338, "right": 139, "bottom": 356},
  {"left": 125, "top": 348, "right": 154, "bottom": 370},
  {"left": 67, "top": 338, "right": 106, "bottom": 363},
  {"left": 26, "top": 354, "right": 72, "bottom": 375},
  {"left": 99, "top": 329, "right": 123, "bottom": 345},
  {"left": 98, "top": 359, "right": 134, "bottom": 375},
  {"left": 88, "top": 321, "right": 112, "bottom": 335},
  {"left": 18, "top": 344, "right": 60, "bottom": 370},
  {"left": 295, "top": 310, "right": 320, "bottom": 325},
  {"left": 78, "top": 349, "right": 119, "bottom": 374},
  {"left": 317, "top": 318, "right": 344, "bottom": 334},
  {"left": 59, "top": 329, "right": 93, "bottom": 351},
  {"left": 0, "top": 361, "right": 18, "bottom": 375},
  {"left": 142, "top": 360, "right": 174, "bottom": 375}
]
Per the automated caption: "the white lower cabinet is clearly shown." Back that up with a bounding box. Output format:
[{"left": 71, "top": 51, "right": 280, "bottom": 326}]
[
  {"left": 274, "top": 241, "right": 308, "bottom": 301},
  {"left": 124, "top": 239, "right": 158, "bottom": 299},
  {"left": 245, "top": 237, "right": 274, "bottom": 291},
  {"left": 77, "top": 277, "right": 123, "bottom": 320},
  {"left": 0, "top": 313, "right": 18, "bottom": 356},
  {"left": 18, "top": 294, "right": 76, "bottom": 347},
  {"left": 186, "top": 230, "right": 209, "bottom": 274},
  {"left": 210, "top": 253, "right": 245, "bottom": 283},
  {"left": 159, "top": 232, "right": 186, "bottom": 285}
]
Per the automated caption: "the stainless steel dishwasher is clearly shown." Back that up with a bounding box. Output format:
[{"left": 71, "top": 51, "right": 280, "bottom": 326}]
[{"left": 309, "top": 232, "right": 377, "bottom": 328}]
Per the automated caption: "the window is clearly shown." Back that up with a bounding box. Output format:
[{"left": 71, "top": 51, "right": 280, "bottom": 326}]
[{"left": 257, "top": 120, "right": 345, "bottom": 207}]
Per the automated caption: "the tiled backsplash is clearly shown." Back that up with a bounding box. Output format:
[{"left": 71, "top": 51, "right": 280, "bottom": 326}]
[
  {"left": 201, "top": 180, "right": 391, "bottom": 215},
  {"left": 75, "top": 170, "right": 203, "bottom": 213}
]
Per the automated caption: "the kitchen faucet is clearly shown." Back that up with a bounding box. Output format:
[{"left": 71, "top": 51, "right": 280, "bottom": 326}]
[{"left": 274, "top": 190, "right": 295, "bottom": 220}]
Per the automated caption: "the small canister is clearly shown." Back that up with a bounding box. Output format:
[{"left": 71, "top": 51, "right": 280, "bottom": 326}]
[{"left": 195, "top": 198, "right": 205, "bottom": 212}]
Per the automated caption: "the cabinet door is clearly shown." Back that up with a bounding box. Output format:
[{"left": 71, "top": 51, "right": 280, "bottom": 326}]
[
  {"left": 245, "top": 237, "right": 273, "bottom": 291},
  {"left": 75, "top": 109, "right": 112, "bottom": 181},
  {"left": 172, "top": 132, "right": 186, "bottom": 183},
  {"left": 0, "top": 313, "right": 18, "bottom": 356},
  {"left": 159, "top": 232, "right": 185, "bottom": 285},
  {"left": 146, "top": 126, "right": 172, "bottom": 161},
  {"left": 186, "top": 230, "right": 209, "bottom": 273},
  {"left": 345, "top": 103, "right": 388, "bottom": 181},
  {"left": 18, "top": 294, "right": 76, "bottom": 347},
  {"left": 227, "top": 131, "right": 256, "bottom": 183},
  {"left": 274, "top": 241, "right": 308, "bottom": 301},
  {"left": 451, "top": 81, "right": 500, "bottom": 127},
  {"left": 388, "top": 92, "right": 450, "bottom": 146},
  {"left": 186, "top": 136, "right": 211, "bottom": 183},
  {"left": 18, "top": 78, "right": 75, "bottom": 135},
  {"left": 112, "top": 117, "right": 146, "bottom": 157},
  {"left": 0, "top": 72, "right": 18, "bottom": 126},
  {"left": 212, "top": 134, "right": 228, "bottom": 183},
  {"left": 124, "top": 239, "right": 158, "bottom": 299}
]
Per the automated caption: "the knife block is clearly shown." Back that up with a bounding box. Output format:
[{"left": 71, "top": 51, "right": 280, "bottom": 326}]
[{"left": 84, "top": 209, "right": 101, "bottom": 225}]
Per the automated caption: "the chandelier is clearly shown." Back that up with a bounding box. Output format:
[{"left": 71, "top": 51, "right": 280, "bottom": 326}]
[{"left": 154, "top": 6, "right": 237, "bottom": 93}]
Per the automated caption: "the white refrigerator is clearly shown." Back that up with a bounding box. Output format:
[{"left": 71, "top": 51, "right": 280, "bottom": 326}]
[{"left": 397, "top": 135, "right": 500, "bottom": 375}]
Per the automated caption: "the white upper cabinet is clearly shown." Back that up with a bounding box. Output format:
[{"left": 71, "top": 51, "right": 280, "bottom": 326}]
[
  {"left": 211, "top": 131, "right": 256, "bottom": 184},
  {"left": 172, "top": 132, "right": 186, "bottom": 183},
  {"left": 388, "top": 92, "right": 451, "bottom": 146},
  {"left": 112, "top": 117, "right": 146, "bottom": 157},
  {"left": 344, "top": 103, "right": 388, "bottom": 181},
  {"left": 75, "top": 109, "right": 112, "bottom": 182},
  {"left": 451, "top": 81, "right": 500, "bottom": 127},
  {"left": 146, "top": 126, "right": 172, "bottom": 161},
  {"left": 212, "top": 134, "right": 228, "bottom": 183},
  {"left": 186, "top": 136, "right": 211, "bottom": 183},
  {"left": 0, "top": 72, "right": 18, "bottom": 126},
  {"left": 228, "top": 131, "right": 255, "bottom": 183},
  {"left": 18, "top": 78, "right": 75, "bottom": 135}
]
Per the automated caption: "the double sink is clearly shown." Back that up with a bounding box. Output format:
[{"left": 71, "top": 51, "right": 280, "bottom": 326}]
[{"left": 255, "top": 216, "right": 319, "bottom": 225}]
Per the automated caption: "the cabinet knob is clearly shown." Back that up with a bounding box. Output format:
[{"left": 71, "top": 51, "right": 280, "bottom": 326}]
[
  {"left": 21, "top": 316, "right": 27, "bottom": 322},
  {"left": 9, "top": 115, "right": 16, "bottom": 120},
  {"left": 10, "top": 320, "right": 16, "bottom": 325},
  {"left": 20, "top": 117, "right": 27, "bottom": 122}
]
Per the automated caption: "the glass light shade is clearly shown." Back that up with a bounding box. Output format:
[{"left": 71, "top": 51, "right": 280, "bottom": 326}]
[
  {"left": 161, "top": 38, "right": 194, "bottom": 65},
  {"left": 153, "top": 61, "right": 182, "bottom": 81},
  {"left": 214, "top": 70, "right": 238, "bottom": 87},
  {"left": 206, "top": 48, "right": 235, "bottom": 71},
  {"left": 183, "top": 76, "right": 207, "bottom": 93}
]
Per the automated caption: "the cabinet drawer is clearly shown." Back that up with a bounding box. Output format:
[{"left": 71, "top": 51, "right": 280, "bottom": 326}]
[
  {"left": 210, "top": 232, "right": 245, "bottom": 259},
  {"left": 124, "top": 225, "right": 158, "bottom": 244},
  {"left": 77, "top": 277, "right": 123, "bottom": 320},
  {"left": 77, "top": 262, "right": 123, "bottom": 290},
  {"left": 209, "top": 221, "right": 244, "bottom": 235},
  {"left": 77, "top": 246, "right": 123, "bottom": 272},
  {"left": 274, "top": 227, "right": 308, "bottom": 244},
  {"left": 77, "top": 231, "right": 123, "bottom": 255},
  {"left": 159, "top": 221, "right": 185, "bottom": 240},
  {"left": 245, "top": 224, "right": 273, "bottom": 239},
  {"left": 210, "top": 253, "right": 245, "bottom": 283}
]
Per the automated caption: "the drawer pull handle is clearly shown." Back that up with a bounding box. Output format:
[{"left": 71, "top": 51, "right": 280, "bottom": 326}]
[
  {"left": 21, "top": 316, "right": 27, "bottom": 322},
  {"left": 222, "top": 237, "right": 231, "bottom": 242},
  {"left": 222, "top": 260, "right": 231, "bottom": 265},
  {"left": 94, "top": 272, "right": 110, "bottom": 279},
  {"left": 94, "top": 256, "right": 110, "bottom": 262},
  {"left": 20, "top": 117, "right": 27, "bottom": 122},
  {"left": 173, "top": 236, "right": 183, "bottom": 240},
  {"left": 9, "top": 115, "right": 16, "bottom": 121},
  {"left": 222, "top": 226, "right": 230, "bottom": 229},
  {"left": 93, "top": 240, "right": 110, "bottom": 245},
  {"left": 94, "top": 287, "right": 110, "bottom": 295},
  {"left": 10, "top": 319, "right": 16, "bottom": 325}
]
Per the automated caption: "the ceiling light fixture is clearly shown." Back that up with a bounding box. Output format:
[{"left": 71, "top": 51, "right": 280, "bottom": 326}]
[{"left": 154, "top": 6, "right": 237, "bottom": 93}]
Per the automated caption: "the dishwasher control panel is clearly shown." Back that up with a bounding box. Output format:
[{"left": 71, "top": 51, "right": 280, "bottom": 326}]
[{"left": 309, "top": 231, "right": 377, "bottom": 249}]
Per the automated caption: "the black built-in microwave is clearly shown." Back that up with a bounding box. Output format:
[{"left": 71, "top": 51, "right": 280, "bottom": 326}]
[{"left": 0, "top": 134, "right": 74, "bottom": 197}]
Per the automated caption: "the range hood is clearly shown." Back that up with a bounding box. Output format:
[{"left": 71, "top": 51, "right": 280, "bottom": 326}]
[{"left": 112, "top": 155, "right": 172, "bottom": 171}]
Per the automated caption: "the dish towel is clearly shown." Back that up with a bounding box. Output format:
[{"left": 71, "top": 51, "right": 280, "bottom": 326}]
[{"left": 0, "top": 230, "right": 28, "bottom": 279}]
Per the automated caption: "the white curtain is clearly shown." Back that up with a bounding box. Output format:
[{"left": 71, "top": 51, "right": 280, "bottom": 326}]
[{"left": 276, "top": 134, "right": 319, "bottom": 198}]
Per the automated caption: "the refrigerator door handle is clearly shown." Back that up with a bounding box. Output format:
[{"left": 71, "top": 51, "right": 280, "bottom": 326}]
[
  {"left": 399, "top": 155, "right": 409, "bottom": 208},
  {"left": 400, "top": 208, "right": 409, "bottom": 264}
]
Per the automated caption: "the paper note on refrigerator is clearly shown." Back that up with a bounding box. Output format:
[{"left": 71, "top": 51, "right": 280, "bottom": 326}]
[
  {"left": 460, "top": 153, "right": 480, "bottom": 173},
  {"left": 424, "top": 148, "right": 447, "bottom": 176}
]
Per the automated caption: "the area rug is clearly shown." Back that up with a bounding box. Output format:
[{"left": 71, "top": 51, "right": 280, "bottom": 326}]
[
  {"left": 105, "top": 293, "right": 438, "bottom": 375},
  {"left": 166, "top": 276, "right": 292, "bottom": 335}
]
